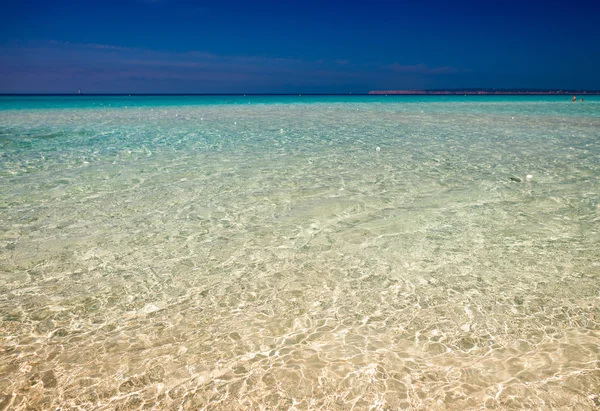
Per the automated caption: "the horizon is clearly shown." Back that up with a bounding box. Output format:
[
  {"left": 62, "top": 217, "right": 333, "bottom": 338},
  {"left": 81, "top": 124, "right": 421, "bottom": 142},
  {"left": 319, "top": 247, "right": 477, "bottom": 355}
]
[
  {"left": 3, "top": 88, "right": 600, "bottom": 97},
  {"left": 1, "top": 0, "right": 599, "bottom": 93}
]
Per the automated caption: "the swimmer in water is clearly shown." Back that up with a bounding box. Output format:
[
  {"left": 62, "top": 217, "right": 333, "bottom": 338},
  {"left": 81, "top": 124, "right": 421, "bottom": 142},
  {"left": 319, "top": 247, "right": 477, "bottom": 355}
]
[
  {"left": 572, "top": 95, "right": 577, "bottom": 102},
  {"left": 580, "top": 97, "right": 584, "bottom": 102}
]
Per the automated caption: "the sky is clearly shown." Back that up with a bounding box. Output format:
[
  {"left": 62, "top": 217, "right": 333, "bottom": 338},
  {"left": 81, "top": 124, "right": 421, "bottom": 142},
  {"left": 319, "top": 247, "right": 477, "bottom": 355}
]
[{"left": 0, "top": 0, "right": 599, "bottom": 93}]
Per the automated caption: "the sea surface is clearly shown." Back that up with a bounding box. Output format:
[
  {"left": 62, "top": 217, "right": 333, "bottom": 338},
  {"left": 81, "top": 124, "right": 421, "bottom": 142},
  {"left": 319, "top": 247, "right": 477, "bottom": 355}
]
[{"left": 1, "top": 95, "right": 599, "bottom": 410}]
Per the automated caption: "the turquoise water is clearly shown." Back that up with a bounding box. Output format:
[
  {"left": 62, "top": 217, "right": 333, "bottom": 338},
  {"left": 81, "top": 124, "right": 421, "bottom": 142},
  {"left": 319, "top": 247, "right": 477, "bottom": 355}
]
[
  {"left": 1, "top": 96, "right": 599, "bottom": 410},
  {"left": 2, "top": 94, "right": 600, "bottom": 114}
]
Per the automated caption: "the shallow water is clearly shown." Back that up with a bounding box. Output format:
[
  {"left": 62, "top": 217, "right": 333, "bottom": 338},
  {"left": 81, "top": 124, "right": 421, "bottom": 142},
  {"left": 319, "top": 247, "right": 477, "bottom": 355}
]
[{"left": 1, "top": 96, "right": 599, "bottom": 410}]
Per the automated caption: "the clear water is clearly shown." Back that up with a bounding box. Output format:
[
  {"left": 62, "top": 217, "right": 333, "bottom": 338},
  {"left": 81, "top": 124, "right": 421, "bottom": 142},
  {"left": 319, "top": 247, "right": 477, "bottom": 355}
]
[{"left": 1, "top": 96, "right": 599, "bottom": 410}]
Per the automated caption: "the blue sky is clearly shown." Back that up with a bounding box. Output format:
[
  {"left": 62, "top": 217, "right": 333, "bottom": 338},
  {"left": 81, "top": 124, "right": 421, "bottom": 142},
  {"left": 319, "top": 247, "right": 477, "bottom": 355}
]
[{"left": 1, "top": 0, "right": 598, "bottom": 93}]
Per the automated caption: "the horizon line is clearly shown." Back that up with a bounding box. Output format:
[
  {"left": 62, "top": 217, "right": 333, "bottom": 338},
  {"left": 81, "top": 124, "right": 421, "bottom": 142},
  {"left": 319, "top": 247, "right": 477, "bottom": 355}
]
[{"left": 2, "top": 90, "right": 600, "bottom": 97}]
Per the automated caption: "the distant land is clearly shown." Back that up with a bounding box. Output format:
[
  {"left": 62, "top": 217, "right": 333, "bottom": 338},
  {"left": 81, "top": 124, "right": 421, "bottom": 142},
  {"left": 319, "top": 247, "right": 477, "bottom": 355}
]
[{"left": 369, "top": 89, "right": 600, "bottom": 95}]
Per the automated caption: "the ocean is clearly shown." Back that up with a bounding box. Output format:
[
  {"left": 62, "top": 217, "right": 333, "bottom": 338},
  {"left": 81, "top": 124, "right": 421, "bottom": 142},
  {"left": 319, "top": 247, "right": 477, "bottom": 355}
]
[{"left": 1, "top": 95, "right": 599, "bottom": 410}]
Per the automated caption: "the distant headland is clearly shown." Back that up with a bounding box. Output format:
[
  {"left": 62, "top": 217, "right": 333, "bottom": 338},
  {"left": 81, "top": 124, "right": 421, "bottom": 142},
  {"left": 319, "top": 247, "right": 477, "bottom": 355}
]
[{"left": 369, "top": 89, "right": 600, "bottom": 95}]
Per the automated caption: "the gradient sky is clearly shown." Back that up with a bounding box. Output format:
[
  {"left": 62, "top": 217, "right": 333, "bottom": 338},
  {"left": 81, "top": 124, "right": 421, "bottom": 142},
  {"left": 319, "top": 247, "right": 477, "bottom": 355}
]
[{"left": 1, "top": 0, "right": 599, "bottom": 93}]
